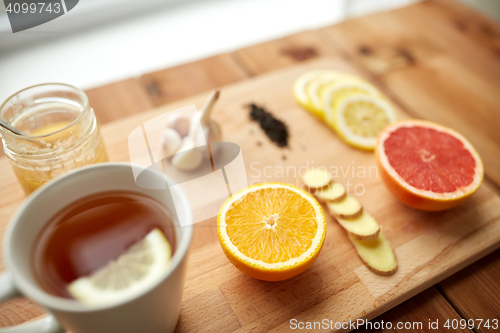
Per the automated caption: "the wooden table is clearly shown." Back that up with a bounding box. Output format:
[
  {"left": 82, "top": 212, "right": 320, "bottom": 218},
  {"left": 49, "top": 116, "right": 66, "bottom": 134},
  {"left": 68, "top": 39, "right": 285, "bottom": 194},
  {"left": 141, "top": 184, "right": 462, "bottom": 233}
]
[{"left": 1, "top": 0, "right": 499, "bottom": 331}]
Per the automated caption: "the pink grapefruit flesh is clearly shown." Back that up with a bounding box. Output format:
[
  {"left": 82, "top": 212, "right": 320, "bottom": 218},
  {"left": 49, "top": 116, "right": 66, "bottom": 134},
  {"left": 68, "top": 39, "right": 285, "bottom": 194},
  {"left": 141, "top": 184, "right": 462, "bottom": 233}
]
[{"left": 376, "top": 120, "right": 483, "bottom": 211}]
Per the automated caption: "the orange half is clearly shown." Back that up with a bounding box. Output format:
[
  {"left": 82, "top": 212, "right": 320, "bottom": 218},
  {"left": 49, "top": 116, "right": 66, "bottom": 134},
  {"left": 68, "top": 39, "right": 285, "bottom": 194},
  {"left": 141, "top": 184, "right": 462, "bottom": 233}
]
[{"left": 217, "top": 183, "right": 326, "bottom": 281}]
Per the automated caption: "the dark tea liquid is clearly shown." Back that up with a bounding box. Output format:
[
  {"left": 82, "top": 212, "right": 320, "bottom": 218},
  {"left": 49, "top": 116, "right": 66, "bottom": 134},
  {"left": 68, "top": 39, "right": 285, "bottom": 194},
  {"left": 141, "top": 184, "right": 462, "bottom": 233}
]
[{"left": 31, "top": 191, "right": 176, "bottom": 298}]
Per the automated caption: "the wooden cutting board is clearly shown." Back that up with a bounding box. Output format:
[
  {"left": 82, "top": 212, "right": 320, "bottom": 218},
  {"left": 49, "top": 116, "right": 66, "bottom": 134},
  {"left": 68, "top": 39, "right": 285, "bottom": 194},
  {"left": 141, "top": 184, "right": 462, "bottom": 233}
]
[{"left": 1, "top": 57, "right": 500, "bottom": 332}]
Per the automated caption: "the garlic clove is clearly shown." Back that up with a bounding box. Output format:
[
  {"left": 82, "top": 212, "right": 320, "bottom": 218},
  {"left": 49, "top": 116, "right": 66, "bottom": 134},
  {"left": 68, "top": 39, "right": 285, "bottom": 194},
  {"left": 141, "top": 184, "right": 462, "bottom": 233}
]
[
  {"left": 209, "top": 120, "right": 222, "bottom": 157},
  {"left": 171, "top": 142, "right": 203, "bottom": 171},
  {"left": 193, "top": 119, "right": 222, "bottom": 159},
  {"left": 160, "top": 128, "right": 182, "bottom": 157},
  {"left": 166, "top": 114, "right": 191, "bottom": 137}
]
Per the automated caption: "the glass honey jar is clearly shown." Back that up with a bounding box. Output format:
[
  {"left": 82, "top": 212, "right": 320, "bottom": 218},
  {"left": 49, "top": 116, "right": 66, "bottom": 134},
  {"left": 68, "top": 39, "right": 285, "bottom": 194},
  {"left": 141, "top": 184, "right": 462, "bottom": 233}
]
[{"left": 0, "top": 83, "right": 108, "bottom": 194}]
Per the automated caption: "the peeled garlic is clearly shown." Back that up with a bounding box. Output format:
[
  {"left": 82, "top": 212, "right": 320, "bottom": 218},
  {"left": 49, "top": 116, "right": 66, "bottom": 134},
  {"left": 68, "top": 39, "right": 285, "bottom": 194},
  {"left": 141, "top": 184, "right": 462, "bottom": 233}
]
[
  {"left": 160, "top": 128, "right": 182, "bottom": 157},
  {"left": 171, "top": 141, "right": 203, "bottom": 171},
  {"left": 171, "top": 112, "right": 204, "bottom": 171}
]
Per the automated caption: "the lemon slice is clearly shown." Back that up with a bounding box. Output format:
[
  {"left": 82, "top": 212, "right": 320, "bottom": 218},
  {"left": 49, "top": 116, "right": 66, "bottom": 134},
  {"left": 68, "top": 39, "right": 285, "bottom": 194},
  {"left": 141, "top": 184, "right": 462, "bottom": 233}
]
[
  {"left": 293, "top": 70, "right": 329, "bottom": 114},
  {"left": 313, "top": 75, "right": 367, "bottom": 111},
  {"left": 331, "top": 95, "right": 397, "bottom": 150},
  {"left": 323, "top": 81, "right": 381, "bottom": 125},
  {"left": 68, "top": 229, "right": 172, "bottom": 306},
  {"left": 294, "top": 71, "right": 340, "bottom": 118},
  {"left": 306, "top": 74, "right": 341, "bottom": 113}
]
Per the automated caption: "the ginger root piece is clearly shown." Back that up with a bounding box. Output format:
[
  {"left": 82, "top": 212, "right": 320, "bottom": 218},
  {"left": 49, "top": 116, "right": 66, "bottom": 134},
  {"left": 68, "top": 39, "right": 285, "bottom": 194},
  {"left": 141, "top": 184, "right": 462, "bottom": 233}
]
[
  {"left": 348, "top": 231, "right": 397, "bottom": 276},
  {"left": 301, "top": 168, "right": 332, "bottom": 189},
  {"left": 327, "top": 195, "right": 363, "bottom": 219},
  {"left": 335, "top": 211, "right": 380, "bottom": 241},
  {"left": 316, "top": 183, "right": 346, "bottom": 203}
]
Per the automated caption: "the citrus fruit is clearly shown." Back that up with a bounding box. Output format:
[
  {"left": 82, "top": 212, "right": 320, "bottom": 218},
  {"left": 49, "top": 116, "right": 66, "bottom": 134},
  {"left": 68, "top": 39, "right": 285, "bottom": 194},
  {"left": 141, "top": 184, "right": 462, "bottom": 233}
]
[
  {"left": 68, "top": 229, "right": 172, "bottom": 306},
  {"left": 329, "top": 94, "right": 397, "bottom": 150},
  {"left": 303, "top": 73, "right": 365, "bottom": 116},
  {"left": 376, "top": 119, "right": 484, "bottom": 211},
  {"left": 323, "top": 81, "right": 382, "bottom": 124},
  {"left": 217, "top": 183, "right": 326, "bottom": 281},
  {"left": 306, "top": 74, "right": 341, "bottom": 113},
  {"left": 314, "top": 76, "right": 369, "bottom": 111},
  {"left": 293, "top": 70, "right": 397, "bottom": 151},
  {"left": 293, "top": 70, "right": 337, "bottom": 118}
]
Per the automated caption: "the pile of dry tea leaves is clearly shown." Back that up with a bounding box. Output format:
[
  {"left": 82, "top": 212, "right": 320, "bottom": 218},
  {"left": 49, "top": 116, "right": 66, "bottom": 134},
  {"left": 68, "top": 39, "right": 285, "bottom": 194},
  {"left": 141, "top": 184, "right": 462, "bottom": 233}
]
[{"left": 248, "top": 103, "right": 289, "bottom": 148}]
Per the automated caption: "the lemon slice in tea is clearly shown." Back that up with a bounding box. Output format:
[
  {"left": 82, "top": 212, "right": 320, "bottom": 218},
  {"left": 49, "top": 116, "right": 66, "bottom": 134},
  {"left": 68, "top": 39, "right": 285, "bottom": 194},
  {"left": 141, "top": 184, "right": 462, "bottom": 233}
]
[{"left": 68, "top": 229, "right": 171, "bottom": 306}]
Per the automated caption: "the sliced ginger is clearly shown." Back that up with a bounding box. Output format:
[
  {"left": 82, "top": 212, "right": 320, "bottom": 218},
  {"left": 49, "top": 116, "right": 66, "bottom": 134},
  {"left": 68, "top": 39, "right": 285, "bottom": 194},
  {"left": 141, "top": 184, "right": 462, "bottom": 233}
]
[
  {"left": 327, "top": 195, "right": 363, "bottom": 219},
  {"left": 316, "top": 183, "right": 346, "bottom": 203},
  {"left": 300, "top": 167, "right": 396, "bottom": 276},
  {"left": 335, "top": 211, "right": 380, "bottom": 241},
  {"left": 301, "top": 168, "right": 332, "bottom": 189},
  {"left": 348, "top": 231, "right": 397, "bottom": 275}
]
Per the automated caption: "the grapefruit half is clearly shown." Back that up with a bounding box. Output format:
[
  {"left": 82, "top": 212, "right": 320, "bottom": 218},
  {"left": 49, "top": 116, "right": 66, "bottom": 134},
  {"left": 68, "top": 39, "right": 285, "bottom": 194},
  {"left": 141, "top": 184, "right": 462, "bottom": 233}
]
[{"left": 375, "top": 120, "right": 483, "bottom": 211}]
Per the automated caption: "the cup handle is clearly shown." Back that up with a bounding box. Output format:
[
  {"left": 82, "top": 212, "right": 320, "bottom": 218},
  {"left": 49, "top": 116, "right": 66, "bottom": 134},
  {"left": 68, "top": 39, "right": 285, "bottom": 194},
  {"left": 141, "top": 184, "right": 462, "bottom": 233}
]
[
  {"left": 0, "top": 273, "right": 63, "bottom": 333},
  {"left": 0, "top": 273, "right": 19, "bottom": 301}
]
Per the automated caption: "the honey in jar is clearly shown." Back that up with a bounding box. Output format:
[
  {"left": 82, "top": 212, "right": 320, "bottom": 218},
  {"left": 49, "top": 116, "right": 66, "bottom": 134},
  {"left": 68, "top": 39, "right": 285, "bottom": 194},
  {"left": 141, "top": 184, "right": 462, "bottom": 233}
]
[{"left": 0, "top": 84, "right": 108, "bottom": 194}]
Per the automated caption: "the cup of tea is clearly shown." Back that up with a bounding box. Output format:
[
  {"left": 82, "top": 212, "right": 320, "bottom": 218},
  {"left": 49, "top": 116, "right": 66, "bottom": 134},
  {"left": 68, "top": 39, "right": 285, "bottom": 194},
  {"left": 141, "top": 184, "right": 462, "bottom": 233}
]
[{"left": 0, "top": 163, "right": 193, "bottom": 333}]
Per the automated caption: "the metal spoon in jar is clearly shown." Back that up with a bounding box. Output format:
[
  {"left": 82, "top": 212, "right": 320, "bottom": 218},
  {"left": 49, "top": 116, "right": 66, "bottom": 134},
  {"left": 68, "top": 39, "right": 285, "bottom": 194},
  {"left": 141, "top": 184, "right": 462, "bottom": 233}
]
[{"left": 0, "top": 119, "right": 27, "bottom": 136}]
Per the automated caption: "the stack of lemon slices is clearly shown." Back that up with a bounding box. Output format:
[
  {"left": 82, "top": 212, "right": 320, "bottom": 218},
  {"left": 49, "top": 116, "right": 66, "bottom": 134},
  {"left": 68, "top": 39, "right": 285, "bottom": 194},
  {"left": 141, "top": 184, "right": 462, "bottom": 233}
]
[{"left": 293, "top": 70, "right": 397, "bottom": 150}]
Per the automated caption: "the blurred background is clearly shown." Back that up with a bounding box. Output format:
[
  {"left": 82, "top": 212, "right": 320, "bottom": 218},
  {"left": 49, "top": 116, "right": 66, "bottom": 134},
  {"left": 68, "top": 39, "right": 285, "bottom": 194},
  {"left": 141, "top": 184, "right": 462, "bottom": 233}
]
[{"left": 0, "top": 0, "right": 498, "bottom": 102}]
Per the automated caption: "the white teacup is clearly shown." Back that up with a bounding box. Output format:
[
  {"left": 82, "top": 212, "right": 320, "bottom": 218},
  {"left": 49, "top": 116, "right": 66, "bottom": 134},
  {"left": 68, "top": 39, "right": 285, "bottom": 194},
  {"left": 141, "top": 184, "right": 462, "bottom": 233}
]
[{"left": 0, "top": 163, "right": 193, "bottom": 333}]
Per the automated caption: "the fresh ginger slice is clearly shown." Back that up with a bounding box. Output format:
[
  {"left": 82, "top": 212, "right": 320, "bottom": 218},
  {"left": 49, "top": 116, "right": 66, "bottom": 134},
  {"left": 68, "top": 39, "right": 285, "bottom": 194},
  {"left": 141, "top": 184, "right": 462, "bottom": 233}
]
[
  {"left": 301, "top": 168, "right": 332, "bottom": 189},
  {"left": 327, "top": 195, "right": 363, "bottom": 219},
  {"left": 348, "top": 231, "right": 397, "bottom": 276},
  {"left": 316, "top": 183, "right": 346, "bottom": 203},
  {"left": 335, "top": 211, "right": 380, "bottom": 241}
]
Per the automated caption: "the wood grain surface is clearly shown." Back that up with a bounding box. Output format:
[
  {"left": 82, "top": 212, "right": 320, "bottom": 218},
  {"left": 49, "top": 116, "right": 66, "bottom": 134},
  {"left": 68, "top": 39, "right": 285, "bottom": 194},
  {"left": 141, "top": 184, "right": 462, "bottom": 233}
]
[
  {"left": 140, "top": 54, "right": 249, "bottom": 106},
  {"left": 0, "top": 0, "right": 499, "bottom": 331},
  {"left": 2, "top": 57, "right": 499, "bottom": 331},
  {"left": 85, "top": 78, "right": 155, "bottom": 124},
  {"left": 323, "top": 0, "right": 500, "bottom": 189},
  {"left": 231, "top": 1, "right": 500, "bottom": 330},
  {"left": 233, "top": 30, "right": 341, "bottom": 75},
  {"left": 134, "top": 58, "right": 500, "bottom": 332},
  {"left": 438, "top": 250, "right": 500, "bottom": 333},
  {"left": 319, "top": 1, "right": 500, "bottom": 330},
  {"left": 359, "top": 287, "right": 472, "bottom": 333}
]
